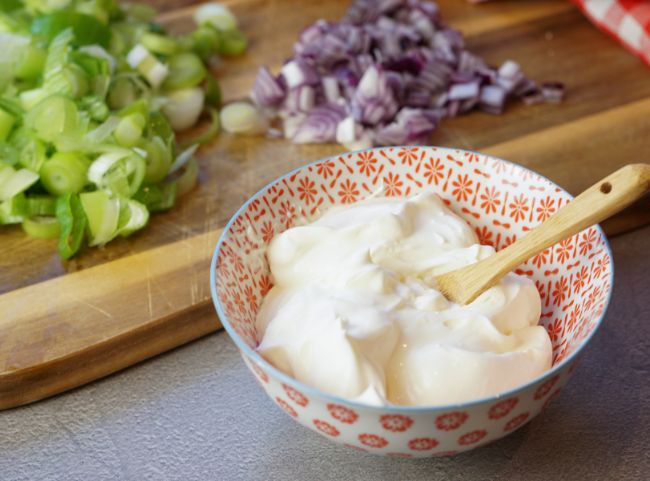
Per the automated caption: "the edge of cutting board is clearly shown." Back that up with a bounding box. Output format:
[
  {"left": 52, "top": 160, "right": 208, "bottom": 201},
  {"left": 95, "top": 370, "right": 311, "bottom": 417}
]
[{"left": 0, "top": 229, "right": 222, "bottom": 411}]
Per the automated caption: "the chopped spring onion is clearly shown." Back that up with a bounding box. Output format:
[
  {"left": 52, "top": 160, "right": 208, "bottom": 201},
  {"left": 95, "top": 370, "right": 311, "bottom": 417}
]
[
  {"left": 40, "top": 151, "right": 89, "bottom": 195},
  {"left": 168, "top": 144, "right": 198, "bottom": 175},
  {"left": 141, "top": 32, "right": 179, "bottom": 56},
  {"left": 107, "top": 76, "right": 137, "bottom": 110},
  {"left": 126, "top": 43, "right": 169, "bottom": 88},
  {"left": 22, "top": 215, "right": 60, "bottom": 239},
  {"left": 189, "top": 25, "right": 220, "bottom": 61},
  {"left": 0, "top": 1, "right": 247, "bottom": 258},
  {"left": 175, "top": 157, "right": 199, "bottom": 197},
  {"left": 163, "top": 52, "right": 206, "bottom": 91},
  {"left": 79, "top": 189, "right": 120, "bottom": 246},
  {"left": 0, "top": 194, "right": 26, "bottom": 225},
  {"left": 85, "top": 116, "right": 120, "bottom": 145},
  {"left": 220, "top": 101, "right": 267, "bottom": 134},
  {"left": 148, "top": 111, "right": 174, "bottom": 145},
  {"left": 56, "top": 192, "right": 87, "bottom": 258},
  {"left": 218, "top": 29, "right": 247, "bottom": 56},
  {"left": 0, "top": 107, "right": 16, "bottom": 140},
  {"left": 114, "top": 113, "right": 145, "bottom": 147},
  {"left": 87, "top": 151, "right": 145, "bottom": 197},
  {"left": 30, "top": 12, "right": 111, "bottom": 48},
  {"left": 80, "top": 95, "right": 110, "bottom": 122},
  {"left": 142, "top": 135, "right": 172, "bottom": 183},
  {"left": 24, "top": 95, "right": 81, "bottom": 143},
  {"left": 133, "top": 182, "right": 177, "bottom": 212},
  {"left": 162, "top": 87, "right": 205, "bottom": 131},
  {"left": 26, "top": 195, "right": 57, "bottom": 216},
  {"left": 0, "top": 164, "right": 39, "bottom": 201},
  {"left": 15, "top": 45, "right": 46, "bottom": 80},
  {"left": 194, "top": 4, "right": 238, "bottom": 31},
  {"left": 116, "top": 197, "right": 149, "bottom": 236}
]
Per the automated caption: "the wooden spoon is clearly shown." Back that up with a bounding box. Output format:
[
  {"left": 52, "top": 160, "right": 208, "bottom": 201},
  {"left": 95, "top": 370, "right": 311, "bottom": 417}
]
[{"left": 436, "top": 163, "right": 650, "bottom": 305}]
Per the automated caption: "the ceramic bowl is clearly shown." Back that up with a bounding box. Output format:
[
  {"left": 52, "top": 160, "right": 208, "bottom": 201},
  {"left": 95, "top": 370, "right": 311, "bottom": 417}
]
[{"left": 210, "top": 146, "right": 613, "bottom": 457}]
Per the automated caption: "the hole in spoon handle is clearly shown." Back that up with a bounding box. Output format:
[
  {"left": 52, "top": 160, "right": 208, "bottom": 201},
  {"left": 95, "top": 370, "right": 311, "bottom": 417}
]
[{"left": 600, "top": 182, "right": 612, "bottom": 194}]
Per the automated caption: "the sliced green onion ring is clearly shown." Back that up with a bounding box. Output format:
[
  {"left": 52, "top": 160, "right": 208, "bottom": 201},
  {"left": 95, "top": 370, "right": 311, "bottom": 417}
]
[
  {"left": 142, "top": 136, "right": 172, "bottom": 183},
  {"left": 0, "top": 165, "right": 39, "bottom": 201},
  {"left": 87, "top": 150, "right": 146, "bottom": 197},
  {"left": 117, "top": 197, "right": 149, "bottom": 236},
  {"left": 218, "top": 29, "right": 247, "bottom": 56},
  {"left": 22, "top": 216, "right": 60, "bottom": 239},
  {"left": 114, "top": 113, "right": 145, "bottom": 147},
  {"left": 175, "top": 157, "right": 199, "bottom": 197},
  {"left": 0, "top": 194, "right": 27, "bottom": 225},
  {"left": 163, "top": 52, "right": 206, "bottom": 91},
  {"left": 40, "top": 151, "right": 89, "bottom": 195},
  {"left": 79, "top": 190, "right": 120, "bottom": 246},
  {"left": 133, "top": 182, "right": 177, "bottom": 212},
  {"left": 56, "top": 192, "right": 87, "bottom": 259},
  {"left": 26, "top": 196, "right": 57, "bottom": 216},
  {"left": 141, "top": 32, "right": 179, "bottom": 56}
]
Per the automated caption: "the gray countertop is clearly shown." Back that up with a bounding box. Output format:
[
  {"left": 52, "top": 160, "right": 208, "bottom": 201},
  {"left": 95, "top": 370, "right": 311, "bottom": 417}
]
[{"left": 2, "top": 226, "right": 649, "bottom": 481}]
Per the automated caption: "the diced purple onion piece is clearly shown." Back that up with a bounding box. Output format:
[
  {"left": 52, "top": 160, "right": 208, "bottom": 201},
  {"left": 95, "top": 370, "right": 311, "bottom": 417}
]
[
  {"left": 333, "top": 65, "right": 360, "bottom": 87},
  {"left": 293, "top": 104, "right": 346, "bottom": 143},
  {"left": 298, "top": 86, "right": 316, "bottom": 111},
  {"left": 322, "top": 76, "right": 341, "bottom": 103},
  {"left": 374, "top": 107, "right": 437, "bottom": 145},
  {"left": 281, "top": 59, "right": 320, "bottom": 88},
  {"left": 497, "top": 73, "right": 524, "bottom": 93},
  {"left": 521, "top": 88, "right": 544, "bottom": 105},
  {"left": 353, "top": 65, "right": 398, "bottom": 124},
  {"left": 541, "top": 81, "right": 565, "bottom": 103},
  {"left": 498, "top": 60, "right": 521, "bottom": 79},
  {"left": 299, "top": 22, "right": 325, "bottom": 45},
  {"left": 383, "top": 55, "right": 422, "bottom": 75},
  {"left": 479, "top": 85, "right": 506, "bottom": 114},
  {"left": 282, "top": 114, "right": 306, "bottom": 139},
  {"left": 251, "top": 66, "right": 286, "bottom": 108},
  {"left": 448, "top": 81, "right": 479, "bottom": 101},
  {"left": 405, "top": 87, "right": 432, "bottom": 107}
]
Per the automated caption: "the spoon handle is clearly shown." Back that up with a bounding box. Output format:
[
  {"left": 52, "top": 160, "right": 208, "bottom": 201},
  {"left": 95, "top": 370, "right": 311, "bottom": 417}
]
[
  {"left": 479, "top": 163, "right": 650, "bottom": 290},
  {"left": 437, "top": 164, "right": 650, "bottom": 305}
]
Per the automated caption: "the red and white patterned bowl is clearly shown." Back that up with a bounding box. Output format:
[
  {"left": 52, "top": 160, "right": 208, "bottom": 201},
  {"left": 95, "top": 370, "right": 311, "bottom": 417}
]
[{"left": 210, "top": 146, "right": 613, "bottom": 457}]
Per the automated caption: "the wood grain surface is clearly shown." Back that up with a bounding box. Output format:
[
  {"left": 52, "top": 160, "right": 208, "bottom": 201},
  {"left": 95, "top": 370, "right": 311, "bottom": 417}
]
[{"left": 2, "top": 0, "right": 649, "bottom": 409}]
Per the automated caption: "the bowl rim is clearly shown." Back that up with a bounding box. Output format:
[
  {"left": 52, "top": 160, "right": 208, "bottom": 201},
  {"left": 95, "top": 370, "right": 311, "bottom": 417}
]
[{"left": 210, "top": 145, "right": 614, "bottom": 413}]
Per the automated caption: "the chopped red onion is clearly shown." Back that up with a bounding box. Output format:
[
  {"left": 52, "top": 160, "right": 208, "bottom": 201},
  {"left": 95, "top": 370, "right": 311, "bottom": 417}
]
[
  {"left": 322, "top": 76, "right": 341, "bottom": 103},
  {"left": 353, "top": 65, "right": 399, "bottom": 125},
  {"left": 498, "top": 60, "right": 521, "bottom": 79},
  {"left": 280, "top": 59, "right": 319, "bottom": 88},
  {"left": 251, "top": 66, "right": 286, "bottom": 108},
  {"left": 541, "top": 82, "right": 566, "bottom": 103},
  {"left": 293, "top": 104, "right": 346, "bottom": 143},
  {"left": 479, "top": 85, "right": 506, "bottom": 114},
  {"left": 375, "top": 107, "right": 437, "bottom": 145},
  {"left": 249, "top": 0, "right": 562, "bottom": 147},
  {"left": 448, "top": 81, "right": 480, "bottom": 101}
]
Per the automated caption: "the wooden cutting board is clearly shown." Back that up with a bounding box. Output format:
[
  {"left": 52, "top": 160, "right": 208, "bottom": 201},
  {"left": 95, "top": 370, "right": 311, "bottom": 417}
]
[{"left": 2, "top": 0, "right": 649, "bottom": 410}]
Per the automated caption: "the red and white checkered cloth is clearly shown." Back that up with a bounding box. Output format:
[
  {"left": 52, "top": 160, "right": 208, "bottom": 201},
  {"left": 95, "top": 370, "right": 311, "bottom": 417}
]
[
  {"left": 572, "top": 0, "right": 650, "bottom": 66},
  {"left": 469, "top": 0, "right": 650, "bottom": 66}
]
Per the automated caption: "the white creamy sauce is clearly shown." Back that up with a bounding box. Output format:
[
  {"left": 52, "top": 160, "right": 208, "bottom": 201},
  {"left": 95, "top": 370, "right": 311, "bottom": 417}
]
[{"left": 255, "top": 193, "right": 552, "bottom": 406}]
